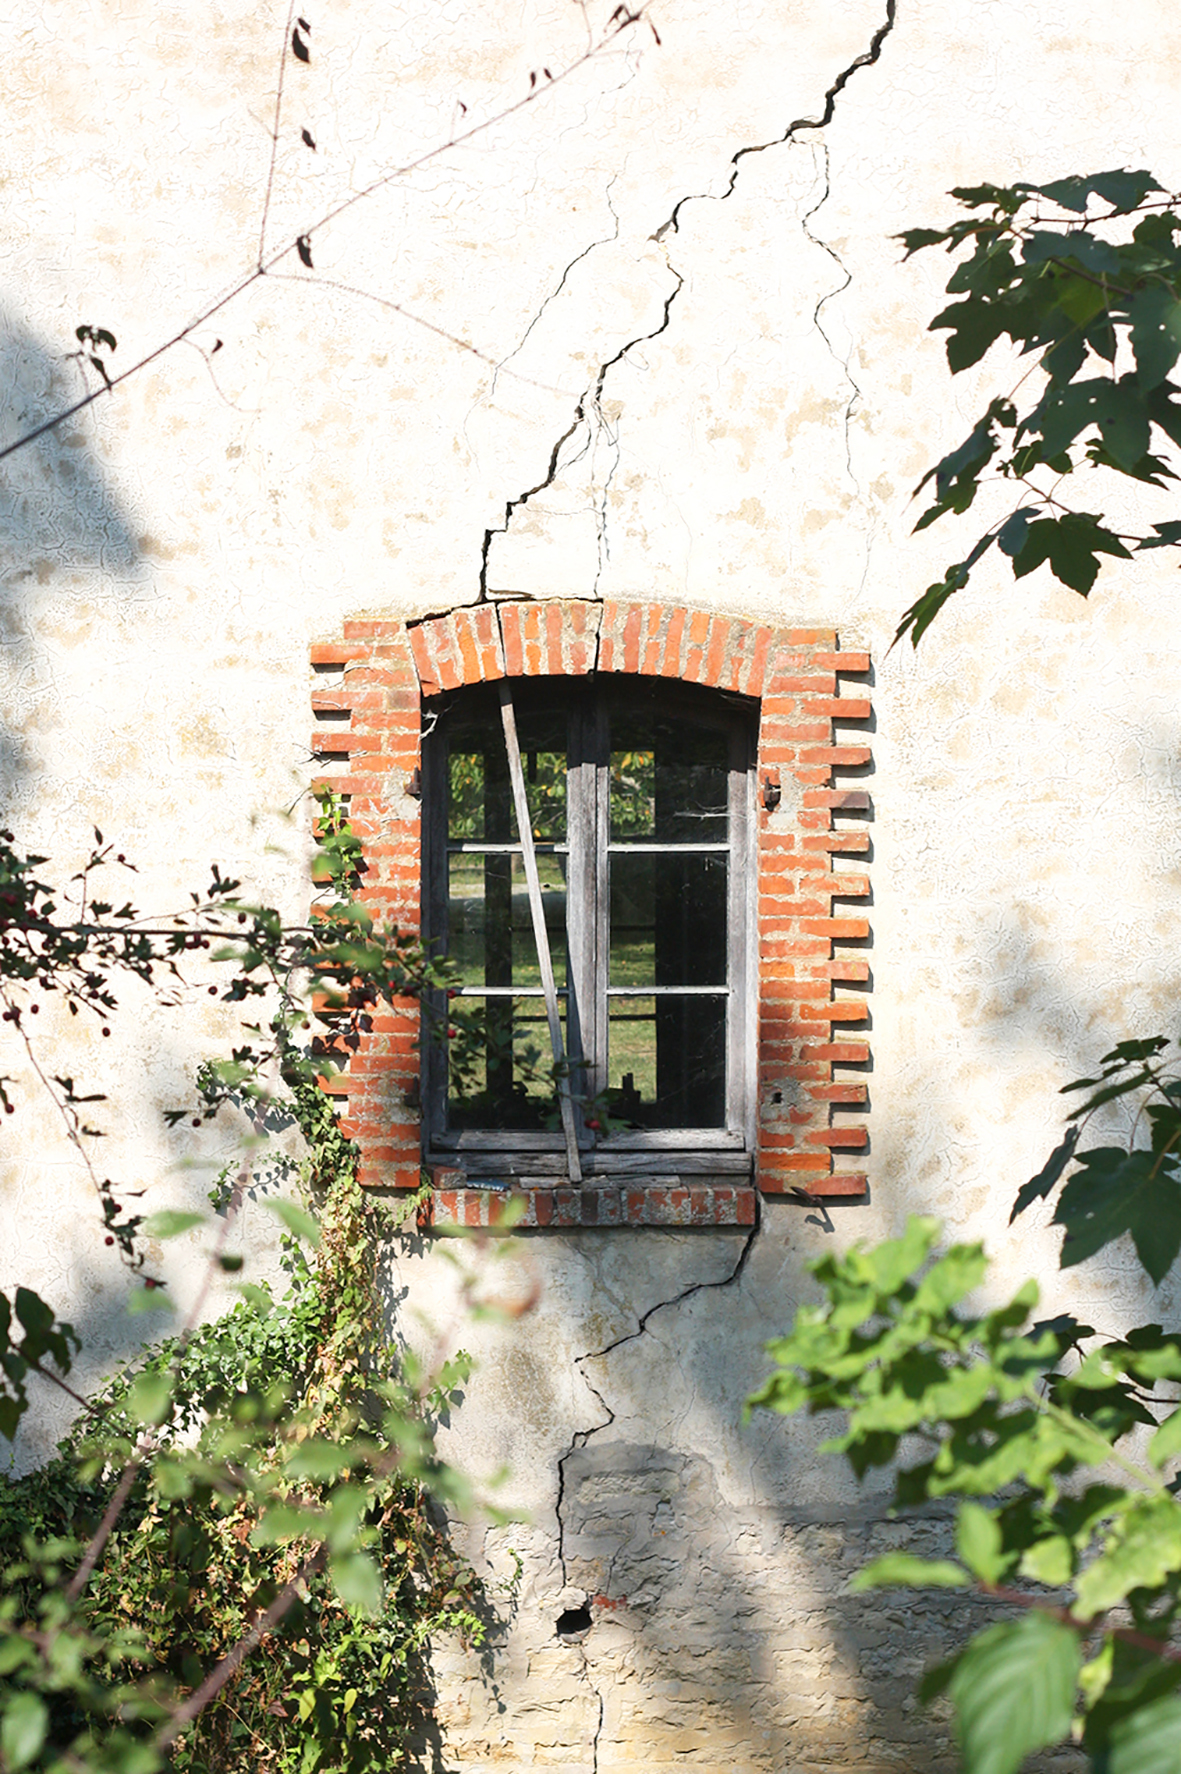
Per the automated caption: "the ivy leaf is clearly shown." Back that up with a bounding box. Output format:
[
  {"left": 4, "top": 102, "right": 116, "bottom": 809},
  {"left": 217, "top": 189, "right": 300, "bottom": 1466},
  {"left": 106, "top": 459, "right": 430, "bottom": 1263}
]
[
  {"left": 1023, "top": 230, "right": 1123, "bottom": 277},
  {"left": 330, "top": 1551, "right": 383, "bottom": 1615},
  {"left": 949, "top": 1614, "right": 1080, "bottom": 1774},
  {"left": 1139, "top": 518, "right": 1181, "bottom": 548},
  {"left": 127, "top": 1370, "right": 174, "bottom": 1425},
  {"left": 1036, "top": 170, "right": 1162, "bottom": 214},
  {"left": 1011, "top": 1126, "right": 1080, "bottom": 1222},
  {"left": 0, "top": 1691, "right": 48, "bottom": 1770},
  {"left": 1076, "top": 1496, "right": 1181, "bottom": 1618},
  {"left": 1130, "top": 288, "right": 1181, "bottom": 391},
  {"left": 849, "top": 1553, "right": 969, "bottom": 1592},
  {"left": 898, "top": 227, "right": 950, "bottom": 255},
  {"left": 264, "top": 1199, "right": 322, "bottom": 1247},
  {"left": 894, "top": 530, "right": 997, "bottom": 648},
  {"left": 142, "top": 1209, "right": 204, "bottom": 1239},
  {"left": 956, "top": 1502, "right": 1007, "bottom": 1582},
  {"left": 996, "top": 506, "right": 1041, "bottom": 560},
  {"left": 1108, "top": 1694, "right": 1181, "bottom": 1774},
  {"left": 930, "top": 298, "right": 1009, "bottom": 371},
  {"left": 951, "top": 182, "right": 1027, "bottom": 212}
]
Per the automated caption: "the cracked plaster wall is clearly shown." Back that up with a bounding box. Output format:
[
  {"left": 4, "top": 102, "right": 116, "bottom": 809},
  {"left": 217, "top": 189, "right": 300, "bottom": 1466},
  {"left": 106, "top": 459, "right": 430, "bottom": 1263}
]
[{"left": 5, "top": 0, "right": 1181, "bottom": 1766}]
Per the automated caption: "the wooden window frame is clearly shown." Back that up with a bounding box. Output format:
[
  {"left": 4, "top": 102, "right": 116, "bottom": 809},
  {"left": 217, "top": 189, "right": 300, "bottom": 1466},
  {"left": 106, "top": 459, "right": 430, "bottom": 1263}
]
[
  {"left": 419, "top": 676, "right": 758, "bottom": 1178},
  {"left": 309, "top": 599, "right": 872, "bottom": 1224}
]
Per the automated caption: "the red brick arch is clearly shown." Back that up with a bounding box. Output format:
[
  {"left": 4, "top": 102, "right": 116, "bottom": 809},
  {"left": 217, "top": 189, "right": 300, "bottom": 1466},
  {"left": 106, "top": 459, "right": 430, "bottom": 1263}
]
[{"left": 310, "top": 599, "right": 870, "bottom": 1220}]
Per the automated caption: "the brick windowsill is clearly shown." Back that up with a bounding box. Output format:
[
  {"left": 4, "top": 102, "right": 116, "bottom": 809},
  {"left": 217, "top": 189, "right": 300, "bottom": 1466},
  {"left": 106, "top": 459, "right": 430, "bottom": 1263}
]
[{"left": 415, "top": 1176, "right": 867, "bottom": 1230}]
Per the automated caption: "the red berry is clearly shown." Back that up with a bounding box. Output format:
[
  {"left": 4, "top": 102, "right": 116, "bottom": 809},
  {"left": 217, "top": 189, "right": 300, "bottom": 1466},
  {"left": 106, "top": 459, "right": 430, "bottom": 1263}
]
[{"left": 105, "top": 1235, "right": 114, "bottom": 1246}]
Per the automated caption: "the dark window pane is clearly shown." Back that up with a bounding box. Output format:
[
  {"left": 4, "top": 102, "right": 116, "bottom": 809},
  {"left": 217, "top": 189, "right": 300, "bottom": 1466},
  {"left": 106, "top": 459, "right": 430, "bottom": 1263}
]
[
  {"left": 448, "top": 705, "right": 566, "bottom": 843},
  {"left": 447, "top": 994, "right": 567, "bottom": 1130},
  {"left": 609, "top": 749, "right": 655, "bottom": 838},
  {"left": 448, "top": 852, "right": 567, "bottom": 988},
  {"left": 609, "top": 852, "right": 727, "bottom": 988},
  {"left": 606, "top": 994, "right": 726, "bottom": 1128},
  {"left": 610, "top": 709, "right": 728, "bottom": 842},
  {"left": 516, "top": 708, "right": 568, "bottom": 841}
]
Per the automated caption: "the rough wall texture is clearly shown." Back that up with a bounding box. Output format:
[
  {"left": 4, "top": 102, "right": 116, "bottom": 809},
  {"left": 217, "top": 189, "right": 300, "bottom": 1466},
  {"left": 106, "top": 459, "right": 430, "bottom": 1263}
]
[{"left": 4, "top": 0, "right": 1181, "bottom": 1766}]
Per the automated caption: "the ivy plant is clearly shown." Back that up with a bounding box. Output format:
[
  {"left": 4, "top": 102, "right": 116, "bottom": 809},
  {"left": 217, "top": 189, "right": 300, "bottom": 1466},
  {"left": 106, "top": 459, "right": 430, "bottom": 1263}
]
[{"left": 0, "top": 795, "right": 509, "bottom": 1772}]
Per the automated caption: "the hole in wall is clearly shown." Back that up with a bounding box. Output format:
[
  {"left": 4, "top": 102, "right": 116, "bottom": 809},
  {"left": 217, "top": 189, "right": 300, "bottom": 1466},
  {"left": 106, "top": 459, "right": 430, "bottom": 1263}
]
[{"left": 555, "top": 1605, "right": 593, "bottom": 1642}]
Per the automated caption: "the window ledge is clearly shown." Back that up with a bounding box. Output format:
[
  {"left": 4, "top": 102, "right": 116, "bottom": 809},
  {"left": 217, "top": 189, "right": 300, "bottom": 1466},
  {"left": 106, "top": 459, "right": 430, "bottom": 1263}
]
[{"left": 422, "top": 1182, "right": 759, "bottom": 1230}]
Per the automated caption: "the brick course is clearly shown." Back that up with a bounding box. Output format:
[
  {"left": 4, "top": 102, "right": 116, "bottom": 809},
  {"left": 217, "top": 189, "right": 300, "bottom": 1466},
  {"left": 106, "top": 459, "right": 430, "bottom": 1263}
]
[{"left": 312, "top": 600, "right": 871, "bottom": 1216}]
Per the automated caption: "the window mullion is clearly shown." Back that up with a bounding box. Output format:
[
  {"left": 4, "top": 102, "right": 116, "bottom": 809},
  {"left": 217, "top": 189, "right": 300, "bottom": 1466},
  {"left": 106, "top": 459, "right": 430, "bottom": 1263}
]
[
  {"left": 496, "top": 682, "right": 582, "bottom": 1182},
  {"left": 592, "top": 693, "right": 611, "bottom": 1113}
]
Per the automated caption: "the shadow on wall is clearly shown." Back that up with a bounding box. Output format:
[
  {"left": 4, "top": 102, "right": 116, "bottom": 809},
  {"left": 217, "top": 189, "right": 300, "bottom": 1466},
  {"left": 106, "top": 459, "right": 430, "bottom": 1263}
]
[{"left": 0, "top": 300, "right": 145, "bottom": 809}]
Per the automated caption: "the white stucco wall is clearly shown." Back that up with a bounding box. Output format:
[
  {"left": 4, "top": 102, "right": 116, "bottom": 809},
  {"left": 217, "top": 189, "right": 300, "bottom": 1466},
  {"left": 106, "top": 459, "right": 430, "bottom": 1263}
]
[{"left": 5, "top": 0, "right": 1181, "bottom": 1765}]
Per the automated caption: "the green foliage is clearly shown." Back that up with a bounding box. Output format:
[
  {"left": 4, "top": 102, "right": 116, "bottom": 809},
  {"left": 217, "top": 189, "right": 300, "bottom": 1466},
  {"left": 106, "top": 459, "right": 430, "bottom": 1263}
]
[
  {"left": 751, "top": 1037, "right": 1181, "bottom": 1774},
  {"left": 895, "top": 170, "right": 1181, "bottom": 643},
  {"left": 0, "top": 1150, "right": 487, "bottom": 1774},
  {"left": 0, "top": 798, "right": 506, "bottom": 1772}
]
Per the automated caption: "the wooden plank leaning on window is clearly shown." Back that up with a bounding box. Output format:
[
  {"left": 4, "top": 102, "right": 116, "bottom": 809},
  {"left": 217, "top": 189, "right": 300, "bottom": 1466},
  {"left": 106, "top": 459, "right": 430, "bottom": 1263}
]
[{"left": 497, "top": 681, "right": 583, "bottom": 1184}]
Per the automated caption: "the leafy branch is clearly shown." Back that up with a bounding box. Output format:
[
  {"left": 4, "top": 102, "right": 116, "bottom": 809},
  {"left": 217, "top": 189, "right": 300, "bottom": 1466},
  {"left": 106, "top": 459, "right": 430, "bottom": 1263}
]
[
  {"left": 750, "top": 1032, "right": 1181, "bottom": 1774},
  {"left": 894, "top": 169, "right": 1181, "bottom": 643},
  {"left": 0, "top": 2, "right": 650, "bottom": 470},
  {"left": 0, "top": 791, "right": 516, "bottom": 1771}
]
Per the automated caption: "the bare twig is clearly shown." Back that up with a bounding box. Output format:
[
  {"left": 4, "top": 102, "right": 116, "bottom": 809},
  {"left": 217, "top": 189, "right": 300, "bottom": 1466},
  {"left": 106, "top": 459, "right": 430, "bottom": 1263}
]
[
  {"left": 0, "top": 9, "right": 647, "bottom": 469},
  {"left": 259, "top": 0, "right": 300, "bottom": 269},
  {"left": 267, "top": 271, "right": 579, "bottom": 397}
]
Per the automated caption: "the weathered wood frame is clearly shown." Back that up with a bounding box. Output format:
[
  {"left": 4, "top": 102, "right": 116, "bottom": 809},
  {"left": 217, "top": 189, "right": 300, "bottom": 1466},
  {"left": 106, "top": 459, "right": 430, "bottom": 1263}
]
[
  {"left": 310, "top": 599, "right": 872, "bottom": 1209},
  {"left": 421, "top": 677, "right": 756, "bottom": 1180}
]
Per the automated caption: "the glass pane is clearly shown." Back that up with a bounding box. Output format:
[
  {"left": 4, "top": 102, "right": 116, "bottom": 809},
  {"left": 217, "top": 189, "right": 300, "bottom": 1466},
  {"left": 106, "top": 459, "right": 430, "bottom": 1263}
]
[
  {"left": 448, "top": 708, "right": 567, "bottom": 843},
  {"left": 447, "top": 994, "right": 569, "bottom": 1131},
  {"left": 448, "top": 742, "right": 492, "bottom": 842},
  {"left": 610, "top": 710, "right": 728, "bottom": 842},
  {"left": 517, "top": 706, "right": 568, "bottom": 841},
  {"left": 609, "top": 852, "right": 727, "bottom": 988},
  {"left": 606, "top": 994, "right": 726, "bottom": 1128},
  {"left": 448, "top": 852, "right": 567, "bottom": 987}
]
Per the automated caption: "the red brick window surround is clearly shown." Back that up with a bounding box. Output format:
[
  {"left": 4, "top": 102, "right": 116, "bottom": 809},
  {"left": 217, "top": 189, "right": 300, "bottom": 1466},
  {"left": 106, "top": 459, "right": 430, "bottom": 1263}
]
[{"left": 311, "top": 601, "right": 870, "bottom": 1229}]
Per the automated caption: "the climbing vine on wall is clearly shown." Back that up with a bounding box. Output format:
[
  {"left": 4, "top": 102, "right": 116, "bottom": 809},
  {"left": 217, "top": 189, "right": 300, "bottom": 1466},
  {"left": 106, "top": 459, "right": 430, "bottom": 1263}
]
[{"left": 0, "top": 796, "right": 507, "bottom": 1773}]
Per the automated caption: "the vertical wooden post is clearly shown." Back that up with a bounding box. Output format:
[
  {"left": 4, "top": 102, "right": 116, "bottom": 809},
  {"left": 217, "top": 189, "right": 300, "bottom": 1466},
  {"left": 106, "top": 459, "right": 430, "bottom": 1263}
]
[{"left": 497, "top": 682, "right": 583, "bottom": 1183}]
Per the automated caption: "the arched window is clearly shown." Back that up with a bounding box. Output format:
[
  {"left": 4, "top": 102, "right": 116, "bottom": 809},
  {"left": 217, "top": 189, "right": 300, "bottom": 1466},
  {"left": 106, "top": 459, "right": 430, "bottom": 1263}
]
[
  {"left": 421, "top": 676, "right": 756, "bottom": 1178},
  {"left": 311, "top": 600, "right": 870, "bottom": 1219}
]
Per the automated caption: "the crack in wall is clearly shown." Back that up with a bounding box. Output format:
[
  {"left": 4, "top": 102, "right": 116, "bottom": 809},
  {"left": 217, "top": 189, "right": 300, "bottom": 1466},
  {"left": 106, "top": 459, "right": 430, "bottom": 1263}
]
[
  {"left": 801, "top": 139, "right": 863, "bottom": 496},
  {"left": 478, "top": 0, "right": 897, "bottom": 602},
  {"left": 552, "top": 1198, "right": 762, "bottom": 1772},
  {"left": 490, "top": 180, "right": 623, "bottom": 402}
]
